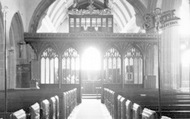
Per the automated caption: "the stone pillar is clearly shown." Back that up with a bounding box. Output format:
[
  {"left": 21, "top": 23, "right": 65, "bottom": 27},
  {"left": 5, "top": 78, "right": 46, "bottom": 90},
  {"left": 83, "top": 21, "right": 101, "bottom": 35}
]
[
  {"left": 58, "top": 55, "right": 62, "bottom": 88},
  {"left": 78, "top": 52, "right": 82, "bottom": 103},
  {"left": 160, "top": 0, "right": 182, "bottom": 90},
  {"left": 100, "top": 52, "right": 104, "bottom": 103},
  {"left": 121, "top": 54, "right": 124, "bottom": 88},
  {"left": 0, "top": 21, "right": 5, "bottom": 90}
]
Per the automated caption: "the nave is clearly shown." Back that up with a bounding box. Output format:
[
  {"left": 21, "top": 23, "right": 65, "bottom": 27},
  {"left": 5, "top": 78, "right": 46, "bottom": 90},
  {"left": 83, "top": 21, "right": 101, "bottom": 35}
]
[{"left": 1, "top": 0, "right": 190, "bottom": 119}]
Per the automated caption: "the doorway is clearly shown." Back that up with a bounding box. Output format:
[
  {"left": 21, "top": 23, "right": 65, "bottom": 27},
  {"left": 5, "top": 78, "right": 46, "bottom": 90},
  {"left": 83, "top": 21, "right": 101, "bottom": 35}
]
[{"left": 81, "top": 47, "right": 101, "bottom": 94}]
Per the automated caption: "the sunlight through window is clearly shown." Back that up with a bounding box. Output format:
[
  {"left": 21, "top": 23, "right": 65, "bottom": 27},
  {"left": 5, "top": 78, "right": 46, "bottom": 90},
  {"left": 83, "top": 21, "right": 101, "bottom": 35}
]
[
  {"left": 82, "top": 47, "right": 101, "bottom": 71},
  {"left": 181, "top": 49, "right": 190, "bottom": 67},
  {"left": 180, "top": 0, "right": 190, "bottom": 37}
]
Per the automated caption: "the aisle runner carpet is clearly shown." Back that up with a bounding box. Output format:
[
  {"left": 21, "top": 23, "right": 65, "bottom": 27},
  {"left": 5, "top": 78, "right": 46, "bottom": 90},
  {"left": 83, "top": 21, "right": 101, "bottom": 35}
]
[{"left": 68, "top": 99, "right": 112, "bottom": 119}]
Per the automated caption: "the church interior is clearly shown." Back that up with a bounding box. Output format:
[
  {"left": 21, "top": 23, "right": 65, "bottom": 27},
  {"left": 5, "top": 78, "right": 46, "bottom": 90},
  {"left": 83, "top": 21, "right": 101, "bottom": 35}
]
[{"left": 0, "top": 0, "right": 190, "bottom": 119}]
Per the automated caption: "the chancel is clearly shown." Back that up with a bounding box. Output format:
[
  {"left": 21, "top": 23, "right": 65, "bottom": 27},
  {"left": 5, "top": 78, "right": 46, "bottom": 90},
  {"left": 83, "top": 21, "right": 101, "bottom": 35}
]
[{"left": 0, "top": 0, "right": 190, "bottom": 119}]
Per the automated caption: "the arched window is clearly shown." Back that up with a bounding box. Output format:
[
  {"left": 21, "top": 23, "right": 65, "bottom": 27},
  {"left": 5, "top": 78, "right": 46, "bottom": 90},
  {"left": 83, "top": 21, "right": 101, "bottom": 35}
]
[
  {"left": 104, "top": 48, "right": 121, "bottom": 83},
  {"left": 124, "top": 48, "right": 143, "bottom": 84},
  {"left": 62, "top": 48, "right": 79, "bottom": 84},
  {"left": 41, "top": 48, "right": 58, "bottom": 84}
]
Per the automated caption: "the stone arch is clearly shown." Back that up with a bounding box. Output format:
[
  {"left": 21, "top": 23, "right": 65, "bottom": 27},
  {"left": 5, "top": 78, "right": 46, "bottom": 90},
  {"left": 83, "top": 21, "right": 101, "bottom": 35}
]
[
  {"left": 127, "top": 0, "right": 146, "bottom": 16},
  {"left": 29, "top": 0, "right": 56, "bottom": 33},
  {"left": 29, "top": 0, "right": 147, "bottom": 33},
  {"left": 8, "top": 12, "right": 24, "bottom": 89}
]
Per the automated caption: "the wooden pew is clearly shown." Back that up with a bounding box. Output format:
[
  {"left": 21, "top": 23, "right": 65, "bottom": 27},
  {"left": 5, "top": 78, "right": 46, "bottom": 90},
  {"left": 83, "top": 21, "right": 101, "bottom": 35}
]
[
  {"left": 103, "top": 88, "right": 115, "bottom": 119},
  {"left": 29, "top": 103, "right": 40, "bottom": 119},
  {"left": 40, "top": 99, "right": 50, "bottom": 119},
  {"left": 0, "top": 86, "right": 80, "bottom": 119},
  {"left": 62, "top": 88, "right": 78, "bottom": 119},
  {"left": 125, "top": 100, "right": 132, "bottom": 119},
  {"left": 120, "top": 96, "right": 126, "bottom": 119},
  {"left": 117, "top": 95, "right": 122, "bottom": 119},
  {"left": 142, "top": 108, "right": 157, "bottom": 119},
  {"left": 0, "top": 87, "right": 79, "bottom": 119},
  {"left": 111, "top": 88, "right": 190, "bottom": 118},
  {"left": 132, "top": 103, "right": 142, "bottom": 119},
  {"left": 104, "top": 88, "right": 169, "bottom": 119},
  {"left": 10, "top": 109, "right": 26, "bottom": 119},
  {"left": 54, "top": 96, "right": 59, "bottom": 119},
  {"left": 161, "top": 116, "right": 172, "bottom": 119},
  {"left": 49, "top": 97, "right": 56, "bottom": 119}
]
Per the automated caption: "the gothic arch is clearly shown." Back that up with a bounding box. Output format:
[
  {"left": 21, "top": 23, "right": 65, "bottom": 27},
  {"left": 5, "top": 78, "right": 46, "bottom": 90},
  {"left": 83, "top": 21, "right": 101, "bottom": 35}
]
[
  {"left": 28, "top": 0, "right": 56, "bottom": 33},
  {"left": 127, "top": 0, "right": 146, "bottom": 16},
  {"left": 61, "top": 43, "right": 79, "bottom": 55},
  {"left": 104, "top": 44, "right": 121, "bottom": 56},
  {"left": 10, "top": 12, "right": 24, "bottom": 60},
  {"left": 8, "top": 12, "right": 24, "bottom": 89},
  {"left": 39, "top": 43, "right": 58, "bottom": 58}
]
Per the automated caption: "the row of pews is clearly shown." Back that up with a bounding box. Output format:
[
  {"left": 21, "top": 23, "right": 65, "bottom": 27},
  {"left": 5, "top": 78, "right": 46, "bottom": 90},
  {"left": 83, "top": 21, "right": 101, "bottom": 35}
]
[
  {"left": 63, "top": 89, "right": 77, "bottom": 118},
  {"left": 3, "top": 88, "right": 78, "bottom": 119},
  {"left": 103, "top": 88, "right": 171, "bottom": 119},
  {"left": 10, "top": 95, "right": 59, "bottom": 119},
  {"left": 118, "top": 88, "right": 190, "bottom": 118}
]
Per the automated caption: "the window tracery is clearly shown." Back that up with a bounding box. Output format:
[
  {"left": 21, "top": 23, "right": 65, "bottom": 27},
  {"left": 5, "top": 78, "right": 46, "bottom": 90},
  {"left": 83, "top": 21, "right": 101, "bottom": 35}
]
[
  {"left": 62, "top": 48, "right": 80, "bottom": 84},
  {"left": 41, "top": 48, "right": 58, "bottom": 84},
  {"left": 104, "top": 48, "right": 121, "bottom": 83},
  {"left": 124, "top": 48, "right": 143, "bottom": 84}
]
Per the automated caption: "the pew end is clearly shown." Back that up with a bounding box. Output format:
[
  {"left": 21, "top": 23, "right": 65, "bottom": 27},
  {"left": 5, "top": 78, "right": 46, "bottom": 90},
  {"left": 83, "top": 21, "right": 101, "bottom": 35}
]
[{"left": 10, "top": 109, "right": 26, "bottom": 119}]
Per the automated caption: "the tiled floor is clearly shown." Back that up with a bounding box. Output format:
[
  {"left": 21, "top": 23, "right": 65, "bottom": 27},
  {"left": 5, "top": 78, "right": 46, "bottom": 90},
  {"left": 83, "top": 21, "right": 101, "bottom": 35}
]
[{"left": 68, "top": 99, "right": 112, "bottom": 119}]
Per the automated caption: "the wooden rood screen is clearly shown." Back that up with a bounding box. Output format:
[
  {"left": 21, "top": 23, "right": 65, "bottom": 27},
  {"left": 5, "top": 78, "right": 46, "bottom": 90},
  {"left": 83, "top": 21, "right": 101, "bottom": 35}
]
[{"left": 24, "top": 33, "right": 158, "bottom": 90}]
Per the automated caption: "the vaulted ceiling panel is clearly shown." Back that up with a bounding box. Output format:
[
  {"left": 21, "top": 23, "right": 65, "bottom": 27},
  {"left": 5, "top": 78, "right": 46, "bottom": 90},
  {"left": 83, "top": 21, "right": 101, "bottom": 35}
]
[
  {"left": 112, "top": 2, "right": 128, "bottom": 24},
  {"left": 120, "top": 0, "right": 132, "bottom": 18}
]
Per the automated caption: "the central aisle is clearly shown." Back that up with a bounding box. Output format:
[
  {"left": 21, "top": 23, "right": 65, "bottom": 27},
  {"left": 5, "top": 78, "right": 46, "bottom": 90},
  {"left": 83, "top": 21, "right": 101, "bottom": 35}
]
[{"left": 68, "top": 99, "right": 112, "bottom": 119}]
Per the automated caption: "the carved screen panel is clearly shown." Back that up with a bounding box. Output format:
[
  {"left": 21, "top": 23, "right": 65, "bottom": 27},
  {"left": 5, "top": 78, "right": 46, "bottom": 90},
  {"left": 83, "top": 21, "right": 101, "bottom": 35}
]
[
  {"left": 62, "top": 48, "right": 79, "bottom": 84},
  {"left": 41, "top": 48, "right": 58, "bottom": 84},
  {"left": 69, "top": 15, "right": 113, "bottom": 32},
  {"left": 124, "top": 48, "right": 143, "bottom": 84},
  {"left": 104, "top": 48, "right": 121, "bottom": 83}
]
